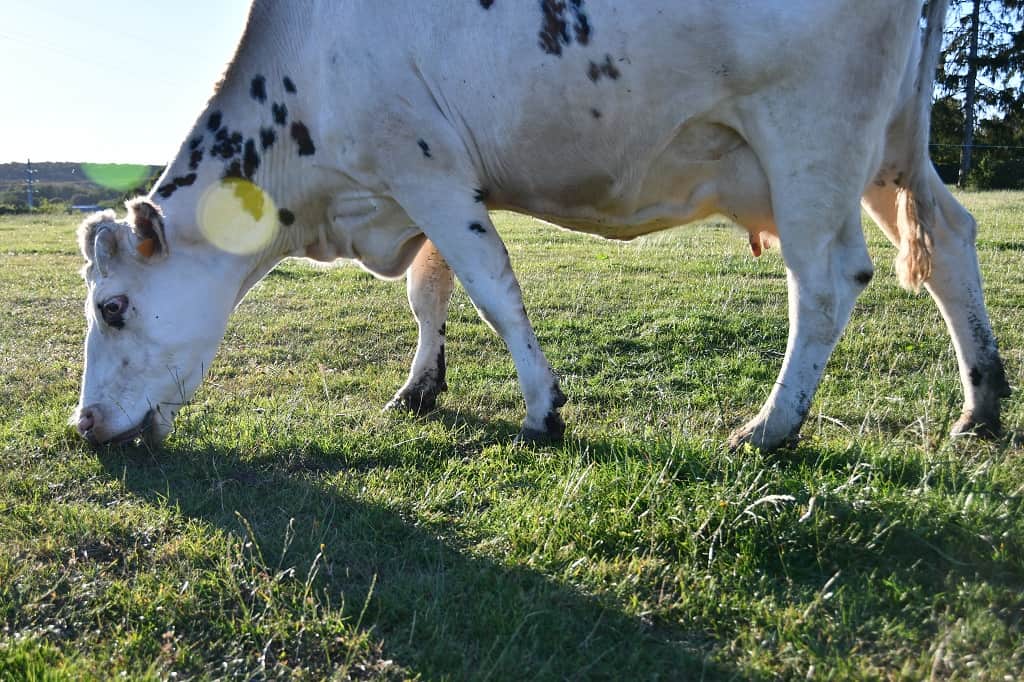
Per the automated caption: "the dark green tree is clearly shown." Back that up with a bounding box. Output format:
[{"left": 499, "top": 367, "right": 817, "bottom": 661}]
[{"left": 937, "top": 0, "right": 1024, "bottom": 186}]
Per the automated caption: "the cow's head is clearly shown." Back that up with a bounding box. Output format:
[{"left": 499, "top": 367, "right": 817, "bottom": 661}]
[{"left": 73, "top": 198, "right": 240, "bottom": 446}]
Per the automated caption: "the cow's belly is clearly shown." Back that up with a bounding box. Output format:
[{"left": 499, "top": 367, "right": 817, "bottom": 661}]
[{"left": 497, "top": 121, "right": 775, "bottom": 241}]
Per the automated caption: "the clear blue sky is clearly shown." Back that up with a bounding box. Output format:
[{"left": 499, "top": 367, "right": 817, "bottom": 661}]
[{"left": 0, "top": 0, "right": 252, "bottom": 164}]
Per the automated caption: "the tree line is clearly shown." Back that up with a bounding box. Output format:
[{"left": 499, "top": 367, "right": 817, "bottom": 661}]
[
  {"left": 0, "top": 162, "right": 162, "bottom": 214},
  {"left": 932, "top": 0, "right": 1024, "bottom": 188}
]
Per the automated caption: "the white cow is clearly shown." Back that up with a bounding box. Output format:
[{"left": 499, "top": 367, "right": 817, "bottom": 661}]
[{"left": 74, "top": 0, "right": 1010, "bottom": 450}]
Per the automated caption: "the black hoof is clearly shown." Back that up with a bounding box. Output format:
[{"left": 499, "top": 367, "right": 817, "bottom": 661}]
[
  {"left": 515, "top": 410, "right": 566, "bottom": 445},
  {"left": 384, "top": 388, "right": 440, "bottom": 416}
]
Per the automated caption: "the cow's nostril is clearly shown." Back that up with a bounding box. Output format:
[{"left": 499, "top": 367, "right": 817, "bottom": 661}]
[{"left": 76, "top": 407, "right": 97, "bottom": 436}]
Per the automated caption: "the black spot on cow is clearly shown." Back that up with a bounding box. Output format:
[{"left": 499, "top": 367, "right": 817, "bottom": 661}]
[
  {"left": 469, "top": 222, "right": 486, "bottom": 234},
  {"left": 206, "top": 111, "right": 223, "bottom": 132},
  {"left": 283, "top": 76, "right": 297, "bottom": 94},
  {"left": 290, "top": 122, "right": 316, "bottom": 156},
  {"left": 211, "top": 128, "right": 243, "bottom": 160},
  {"left": 570, "top": 0, "right": 590, "bottom": 44},
  {"left": 538, "top": 0, "right": 591, "bottom": 55},
  {"left": 417, "top": 139, "right": 432, "bottom": 158},
  {"left": 211, "top": 137, "right": 232, "bottom": 160},
  {"left": 260, "top": 127, "right": 276, "bottom": 151},
  {"left": 590, "top": 108, "right": 602, "bottom": 119},
  {"left": 539, "top": 0, "right": 570, "bottom": 55},
  {"left": 278, "top": 208, "right": 295, "bottom": 226},
  {"left": 250, "top": 75, "right": 267, "bottom": 103},
  {"left": 189, "top": 148, "right": 203, "bottom": 171},
  {"left": 474, "top": 187, "right": 490, "bottom": 203},
  {"left": 969, "top": 367, "right": 983, "bottom": 386},
  {"left": 155, "top": 173, "right": 197, "bottom": 199},
  {"left": 189, "top": 136, "right": 204, "bottom": 151},
  {"left": 243, "top": 139, "right": 260, "bottom": 179},
  {"left": 223, "top": 160, "right": 244, "bottom": 180},
  {"left": 272, "top": 103, "right": 288, "bottom": 126},
  {"left": 436, "top": 348, "right": 447, "bottom": 388},
  {"left": 854, "top": 270, "right": 874, "bottom": 285},
  {"left": 480, "top": 0, "right": 495, "bottom": 7},
  {"left": 588, "top": 54, "right": 621, "bottom": 82}
]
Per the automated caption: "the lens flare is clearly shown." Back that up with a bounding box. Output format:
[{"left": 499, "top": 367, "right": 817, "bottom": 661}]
[
  {"left": 80, "top": 163, "right": 152, "bottom": 191},
  {"left": 197, "top": 179, "right": 279, "bottom": 255}
]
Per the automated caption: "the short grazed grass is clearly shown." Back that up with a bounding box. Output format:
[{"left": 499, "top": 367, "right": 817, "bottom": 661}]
[{"left": 0, "top": 194, "right": 1021, "bottom": 680}]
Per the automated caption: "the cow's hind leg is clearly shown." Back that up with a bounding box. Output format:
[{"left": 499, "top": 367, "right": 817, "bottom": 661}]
[
  {"left": 729, "top": 201, "right": 874, "bottom": 451},
  {"left": 386, "top": 239, "right": 454, "bottom": 414},
  {"left": 862, "top": 168, "right": 1011, "bottom": 436}
]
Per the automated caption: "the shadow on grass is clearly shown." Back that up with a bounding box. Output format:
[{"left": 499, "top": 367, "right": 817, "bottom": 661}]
[
  {"left": 96, "top": 444, "right": 732, "bottom": 680},
  {"left": 90, "top": 401, "right": 1023, "bottom": 679}
]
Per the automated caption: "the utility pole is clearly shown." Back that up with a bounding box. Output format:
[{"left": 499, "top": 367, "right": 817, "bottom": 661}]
[{"left": 25, "top": 159, "right": 37, "bottom": 210}]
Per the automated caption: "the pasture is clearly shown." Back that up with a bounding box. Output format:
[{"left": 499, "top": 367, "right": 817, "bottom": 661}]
[{"left": 1, "top": 193, "right": 1021, "bottom": 679}]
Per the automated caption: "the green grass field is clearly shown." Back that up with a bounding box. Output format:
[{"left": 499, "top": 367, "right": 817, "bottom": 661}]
[{"left": 1, "top": 193, "right": 1021, "bottom": 680}]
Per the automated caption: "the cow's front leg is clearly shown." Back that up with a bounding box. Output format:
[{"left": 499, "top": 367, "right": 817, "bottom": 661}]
[
  {"left": 390, "top": 186, "right": 566, "bottom": 442},
  {"left": 386, "top": 240, "right": 454, "bottom": 414},
  {"left": 729, "top": 210, "right": 873, "bottom": 451}
]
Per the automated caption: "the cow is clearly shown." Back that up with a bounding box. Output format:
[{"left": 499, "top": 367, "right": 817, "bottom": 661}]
[{"left": 73, "top": 0, "right": 1011, "bottom": 451}]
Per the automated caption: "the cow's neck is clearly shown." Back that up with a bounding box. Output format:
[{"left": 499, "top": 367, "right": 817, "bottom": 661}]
[{"left": 150, "top": 2, "right": 332, "bottom": 301}]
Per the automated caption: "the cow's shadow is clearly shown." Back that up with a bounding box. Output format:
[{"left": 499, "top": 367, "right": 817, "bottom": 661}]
[
  {"left": 97, "top": 442, "right": 730, "bottom": 680},
  {"left": 96, "top": 417, "right": 1023, "bottom": 680}
]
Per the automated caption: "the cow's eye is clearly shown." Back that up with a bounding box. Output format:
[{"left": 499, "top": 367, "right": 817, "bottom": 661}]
[{"left": 99, "top": 295, "right": 129, "bottom": 329}]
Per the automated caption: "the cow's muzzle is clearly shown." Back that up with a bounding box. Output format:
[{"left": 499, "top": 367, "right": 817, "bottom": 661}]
[{"left": 77, "top": 406, "right": 155, "bottom": 447}]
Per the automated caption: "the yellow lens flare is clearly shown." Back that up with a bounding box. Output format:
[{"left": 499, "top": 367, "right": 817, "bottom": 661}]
[
  {"left": 80, "top": 163, "right": 153, "bottom": 191},
  {"left": 197, "top": 179, "right": 280, "bottom": 255}
]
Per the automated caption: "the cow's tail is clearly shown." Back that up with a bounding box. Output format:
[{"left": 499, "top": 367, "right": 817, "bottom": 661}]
[{"left": 894, "top": 0, "right": 948, "bottom": 292}]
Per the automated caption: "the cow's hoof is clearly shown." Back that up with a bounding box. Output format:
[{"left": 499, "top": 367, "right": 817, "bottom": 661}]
[
  {"left": 384, "top": 388, "right": 440, "bottom": 416},
  {"left": 514, "top": 410, "right": 566, "bottom": 445},
  {"left": 727, "top": 419, "right": 799, "bottom": 453},
  {"left": 950, "top": 411, "right": 1002, "bottom": 439},
  {"left": 727, "top": 427, "right": 764, "bottom": 453}
]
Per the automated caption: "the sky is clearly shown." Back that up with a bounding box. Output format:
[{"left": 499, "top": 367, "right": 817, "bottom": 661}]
[{"left": 0, "top": 0, "right": 252, "bottom": 164}]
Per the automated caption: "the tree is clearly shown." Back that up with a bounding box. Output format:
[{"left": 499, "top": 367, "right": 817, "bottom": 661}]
[{"left": 937, "top": 0, "right": 1024, "bottom": 186}]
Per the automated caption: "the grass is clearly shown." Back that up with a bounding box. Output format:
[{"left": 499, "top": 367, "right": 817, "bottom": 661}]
[{"left": 0, "top": 194, "right": 1021, "bottom": 680}]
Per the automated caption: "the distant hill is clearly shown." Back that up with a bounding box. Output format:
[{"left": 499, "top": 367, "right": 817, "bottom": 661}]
[{"left": 0, "top": 162, "right": 164, "bottom": 213}]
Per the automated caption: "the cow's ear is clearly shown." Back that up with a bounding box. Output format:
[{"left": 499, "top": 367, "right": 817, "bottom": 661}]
[{"left": 125, "top": 197, "right": 168, "bottom": 259}]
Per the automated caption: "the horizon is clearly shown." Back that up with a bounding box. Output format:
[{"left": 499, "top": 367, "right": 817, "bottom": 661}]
[{"left": 0, "top": 0, "right": 251, "bottom": 165}]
